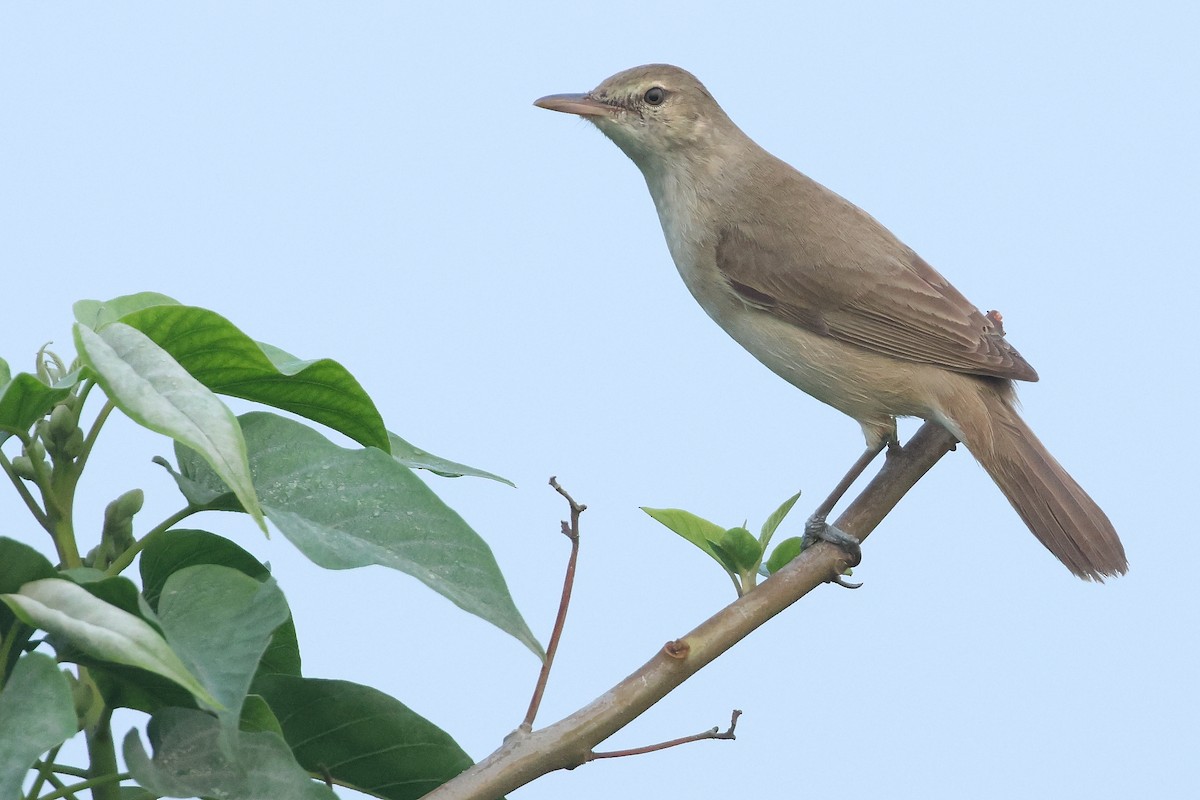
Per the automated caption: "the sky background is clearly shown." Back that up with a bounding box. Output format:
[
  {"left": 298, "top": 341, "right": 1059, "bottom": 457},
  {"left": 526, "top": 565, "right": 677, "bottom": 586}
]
[{"left": 2, "top": 2, "right": 1197, "bottom": 798}]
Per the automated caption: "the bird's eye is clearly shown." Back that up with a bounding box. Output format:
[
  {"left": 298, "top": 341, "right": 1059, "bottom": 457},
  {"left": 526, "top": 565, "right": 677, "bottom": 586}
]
[{"left": 643, "top": 87, "right": 666, "bottom": 106}]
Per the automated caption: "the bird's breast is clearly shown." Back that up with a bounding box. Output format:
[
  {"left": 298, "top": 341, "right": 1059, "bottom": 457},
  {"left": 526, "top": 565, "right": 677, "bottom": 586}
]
[{"left": 641, "top": 164, "right": 945, "bottom": 429}]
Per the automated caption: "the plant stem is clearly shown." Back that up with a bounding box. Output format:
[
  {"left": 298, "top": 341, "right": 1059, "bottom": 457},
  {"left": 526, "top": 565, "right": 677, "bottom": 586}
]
[
  {"left": 24, "top": 744, "right": 61, "bottom": 799},
  {"left": 33, "top": 763, "right": 91, "bottom": 779},
  {"left": 50, "top": 513, "right": 82, "bottom": 570},
  {"left": 73, "top": 398, "right": 114, "bottom": 477},
  {"left": 0, "top": 449, "right": 51, "bottom": 532},
  {"left": 83, "top": 703, "right": 121, "bottom": 800},
  {"left": 36, "top": 772, "right": 130, "bottom": 800},
  {"left": 105, "top": 506, "right": 196, "bottom": 576}
]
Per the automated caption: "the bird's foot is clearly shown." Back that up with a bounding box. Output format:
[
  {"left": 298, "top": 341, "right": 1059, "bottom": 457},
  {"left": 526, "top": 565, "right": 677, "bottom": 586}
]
[{"left": 803, "top": 515, "right": 863, "bottom": 573}]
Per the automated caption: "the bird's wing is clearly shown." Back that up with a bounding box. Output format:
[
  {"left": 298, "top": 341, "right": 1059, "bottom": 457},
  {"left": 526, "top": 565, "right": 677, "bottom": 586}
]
[{"left": 715, "top": 223, "right": 1039, "bottom": 381}]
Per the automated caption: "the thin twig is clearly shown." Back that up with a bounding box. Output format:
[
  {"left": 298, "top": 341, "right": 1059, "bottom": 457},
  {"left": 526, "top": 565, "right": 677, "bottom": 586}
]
[
  {"left": 521, "top": 477, "right": 587, "bottom": 730},
  {"left": 73, "top": 398, "right": 115, "bottom": 478},
  {"left": 25, "top": 744, "right": 62, "bottom": 799},
  {"left": 589, "top": 710, "right": 741, "bottom": 760},
  {"left": 33, "top": 771, "right": 130, "bottom": 800}
]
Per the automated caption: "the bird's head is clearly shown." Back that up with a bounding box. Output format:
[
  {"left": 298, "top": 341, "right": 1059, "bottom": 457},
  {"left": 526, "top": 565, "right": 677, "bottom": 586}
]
[{"left": 535, "top": 64, "right": 740, "bottom": 170}]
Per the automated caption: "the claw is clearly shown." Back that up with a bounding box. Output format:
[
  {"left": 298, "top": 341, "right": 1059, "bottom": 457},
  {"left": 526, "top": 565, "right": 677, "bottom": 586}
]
[
  {"left": 831, "top": 574, "right": 863, "bottom": 589},
  {"left": 803, "top": 515, "right": 862, "bottom": 569}
]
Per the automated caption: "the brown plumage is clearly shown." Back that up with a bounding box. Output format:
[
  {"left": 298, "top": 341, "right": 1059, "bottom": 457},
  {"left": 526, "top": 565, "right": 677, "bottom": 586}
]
[{"left": 537, "top": 64, "right": 1126, "bottom": 580}]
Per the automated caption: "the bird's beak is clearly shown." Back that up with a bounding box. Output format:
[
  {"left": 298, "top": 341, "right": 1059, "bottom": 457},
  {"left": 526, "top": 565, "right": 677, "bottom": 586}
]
[{"left": 534, "top": 93, "right": 615, "bottom": 118}]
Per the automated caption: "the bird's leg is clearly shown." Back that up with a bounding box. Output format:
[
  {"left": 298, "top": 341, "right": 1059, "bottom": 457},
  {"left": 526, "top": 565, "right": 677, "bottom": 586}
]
[{"left": 803, "top": 438, "right": 891, "bottom": 567}]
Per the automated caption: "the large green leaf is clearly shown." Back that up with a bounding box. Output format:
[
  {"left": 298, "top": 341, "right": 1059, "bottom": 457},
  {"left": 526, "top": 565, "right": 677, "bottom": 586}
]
[
  {"left": 254, "top": 675, "right": 473, "bottom": 800},
  {"left": 0, "top": 653, "right": 77, "bottom": 799},
  {"left": 240, "top": 694, "right": 286, "bottom": 738},
  {"left": 388, "top": 432, "right": 514, "bottom": 486},
  {"left": 87, "top": 663, "right": 197, "bottom": 717},
  {"left": 0, "top": 538, "right": 57, "bottom": 676},
  {"left": 0, "top": 539, "right": 57, "bottom": 592},
  {"left": 73, "top": 321, "right": 266, "bottom": 531},
  {"left": 0, "top": 578, "right": 219, "bottom": 709},
  {"left": 74, "top": 294, "right": 508, "bottom": 484},
  {"left": 0, "top": 372, "right": 72, "bottom": 436},
  {"left": 155, "top": 565, "right": 290, "bottom": 756},
  {"left": 73, "top": 292, "right": 180, "bottom": 329},
  {"left": 124, "top": 707, "right": 336, "bottom": 799},
  {"left": 140, "top": 528, "right": 301, "bottom": 677},
  {"left": 140, "top": 529, "right": 272, "bottom": 608},
  {"left": 116, "top": 304, "right": 389, "bottom": 451},
  {"left": 164, "top": 411, "right": 543, "bottom": 659}
]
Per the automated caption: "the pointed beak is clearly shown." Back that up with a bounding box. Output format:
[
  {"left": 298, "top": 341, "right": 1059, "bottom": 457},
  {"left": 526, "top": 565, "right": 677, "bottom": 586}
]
[{"left": 534, "top": 93, "right": 615, "bottom": 118}]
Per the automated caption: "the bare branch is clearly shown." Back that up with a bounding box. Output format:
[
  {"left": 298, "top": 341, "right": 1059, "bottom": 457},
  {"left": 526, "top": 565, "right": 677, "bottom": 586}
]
[
  {"left": 521, "top": 478, "right": 587, "bottom": 731},
  {"left": 423, "top": 422, "right": 957, "bottom": 800},
  {"left": 588, "top": 709, "right": 741, "bottom": 761}
]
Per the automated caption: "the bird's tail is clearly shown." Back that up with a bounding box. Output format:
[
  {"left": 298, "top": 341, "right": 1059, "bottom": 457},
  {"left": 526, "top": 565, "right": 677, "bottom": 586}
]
[{"left": 948, "top": 387, "right": 1127, "bottom": 580}]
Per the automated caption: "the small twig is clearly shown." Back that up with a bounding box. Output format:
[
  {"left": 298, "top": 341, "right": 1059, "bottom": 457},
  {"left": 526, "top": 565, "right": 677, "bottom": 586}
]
[
  {"left": 549, "top": 475, "right": 587, "bottom": 531},
  {"left": 521, "top": 477, "right": 587, "bottom": 730},
  {"left": 588, "top": 710, "right": 742, "bottom": 761},
  {"left": 25, "top": 744, "right": 62, "bottom": 799}
]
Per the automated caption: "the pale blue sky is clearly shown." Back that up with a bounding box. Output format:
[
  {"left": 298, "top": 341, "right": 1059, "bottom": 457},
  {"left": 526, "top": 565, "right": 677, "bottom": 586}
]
[{"left": 2, "top": 3, "right": 1197, "bottom": 798}]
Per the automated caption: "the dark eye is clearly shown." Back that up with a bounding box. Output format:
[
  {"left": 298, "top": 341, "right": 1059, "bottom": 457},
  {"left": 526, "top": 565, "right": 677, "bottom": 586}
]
[{"left": 643, "top": 87, "right": 666, "bottom": 106}]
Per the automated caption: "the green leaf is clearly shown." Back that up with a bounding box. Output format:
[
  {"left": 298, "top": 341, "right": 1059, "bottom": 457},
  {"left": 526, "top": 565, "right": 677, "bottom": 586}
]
[
  {"left": 88, "top": 663, "right": 197, "bottom": 716},
  {"left": 0, "top": 540, "right": 58, "bottom": 680},
  {"left": 73, "top": 292, "right": 180, "bottom": 329},
  {"left": 119, "top": 786, "right": 158, "bottom": 800},
  {"left": 167, "top": 411, "right": 543, "bottom": 659},
  {"left": 759, "top": 490, "right": 802, "bottom": 548},
  {"left": 139, "top": 529, "right": 301, "bottom": 677},
  {"left": 0, "top": 357, "right": 10, "bottom": 387},
  {"left": 116, "top": 304, "right": 389, "bottom": 451},
  {"left": 257, "top": 615, "right": 302, "bottom": 679},
  {"left": 240, "top": 694, "right": 285, "bottom": 737},
  {"left": 704, "top": 540, "right": 742, "bottom": 578},
  {"left": 124, "top": 707, "right": 336, "bottom": 799},
  {"left": 0, "top": 578, "right": 219, "bottom": 709},
  {"left": 73, "top": 321, "right": 266, "bottom": 531},
  {"left": 389, "top": 431, "right": 514, "bottom": 486},
  {"left": 718, "top": 527, "right": 762, "bottom": 573},
  {"left": 155, "top": 565, "right": 290, "bottom": 756},
  {"left": 0, "top": 653, "right": 77, "bottom": 799},
  {"left": 64, "top": 574, "right": 149, "bottom": 625},
  {"left": 641, "top": 507, "right": 729, "bottom": 567},
  {"left": 0, "top": 539, "right": 58, "bottom": 588},
  {"left": 0, "top": 372, "right": 72, "bottom": 436},
  {"left": 254, "top": 675, "right": 473, "bottom": 800},
  {"left": 140, "top": 529, "right": 272, "bottom": 608},
  {"left": 764, "top": 536, "right": 806, "bottom": 575},
  {"left": 0, "top": 537, "right": 56, "bottom": 635}
]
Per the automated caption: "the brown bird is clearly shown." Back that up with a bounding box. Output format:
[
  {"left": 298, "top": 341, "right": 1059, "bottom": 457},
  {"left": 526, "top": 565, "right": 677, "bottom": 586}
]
[{"left": 536, "top": 64, "right": 1126, "bottom": 580}]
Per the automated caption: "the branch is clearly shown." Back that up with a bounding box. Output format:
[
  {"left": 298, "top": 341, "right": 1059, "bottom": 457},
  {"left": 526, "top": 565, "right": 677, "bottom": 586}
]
[
  {"left": 588, "top": 709, "right": 741, "bottom": 760},
  {"left": 422, "top": 422, "right": 957, "bottom": 800},
  {"left": 521, "top": 477, "right": 585, "bottom": 730}
]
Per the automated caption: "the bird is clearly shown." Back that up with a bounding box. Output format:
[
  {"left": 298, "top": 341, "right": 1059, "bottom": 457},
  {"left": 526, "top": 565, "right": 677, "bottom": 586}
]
[{"left": 535, "top": 64, "right": 1126, "bottom": 580}]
